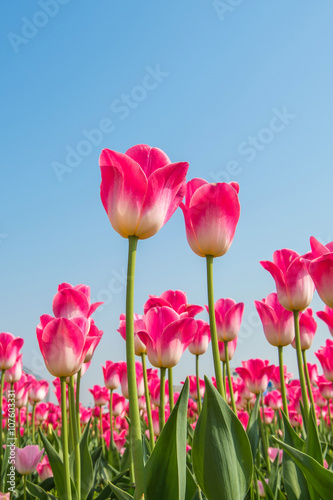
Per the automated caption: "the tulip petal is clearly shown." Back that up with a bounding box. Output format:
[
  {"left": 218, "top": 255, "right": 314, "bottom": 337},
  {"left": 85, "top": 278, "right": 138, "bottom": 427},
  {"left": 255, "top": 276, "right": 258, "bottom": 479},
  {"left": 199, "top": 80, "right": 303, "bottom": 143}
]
[
  {"left": 126, "top": 144, "right": 171, "bottom": 177},
  {"left": 52, "top": 288, "right": 90, "bottom": 319},
  {"left": 309, "top": 254, "right": 333, "bottom": 308}
]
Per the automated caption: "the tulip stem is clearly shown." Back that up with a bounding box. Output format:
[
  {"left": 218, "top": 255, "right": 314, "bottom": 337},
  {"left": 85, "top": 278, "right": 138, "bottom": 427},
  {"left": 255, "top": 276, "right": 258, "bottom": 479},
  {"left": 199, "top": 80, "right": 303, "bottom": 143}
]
[
  {"left": 222, "top": 361, "right": 227, "bottom": 396},
  {"left": 196, "top": 355, "right": 202, "bottom": 414},
  {"left": 168, "top": 368, "right": 174, "bottom": 412},
  {"left": 328, "top": 399, "right": 333, "bottom": 436},
  {"left": 159, "top": 368, "right": 166, "bottom": 433},
  {"left": 259, "top": 394, "right": 270, "bottom": 474},
  {"left": 126, "top": 235, "right": 145, "bottom": 499},
  {"left": 224, "top": 341, "right": 236, "bottom": 413},
  {"left": 141, "top": 353, "right": 154, "bottom": 450},
  {"left": 23, "top": 474, "right": 27, "bottom": 500},
  {"left": 109, "top": 389, "right": 114, "bottom": 449},
  {"left": 69, "top": 376, "right": 81, "bottom": 500},
  {"left": 206, "top": 256, "right": 225, "bottom": 399},
  {"left": 278, "top": 346, "right": 289, "bottom": 420},
  {"left": 293, "top": 311, "right": 309, "bottom": 429},
  {"left": 60, "top": 377, "right": 72, "bottom": 500},
  {"left": 99, "top": 407, "right": 105, "bottom": 455},
  {"left": 0, "top": 370, "right": 4, "bottom": 463},
  {"left": 76, "top": 368, "right": 81, "bottom": 438},
  {"left": 18, "top": 409, "right": 21, "bottom": 447},
  {"left": 32, "top": 403, "right": 36, "bottom": 444},
  {"left": 302, "top": 350, "right": 316, "bottom": 413}
]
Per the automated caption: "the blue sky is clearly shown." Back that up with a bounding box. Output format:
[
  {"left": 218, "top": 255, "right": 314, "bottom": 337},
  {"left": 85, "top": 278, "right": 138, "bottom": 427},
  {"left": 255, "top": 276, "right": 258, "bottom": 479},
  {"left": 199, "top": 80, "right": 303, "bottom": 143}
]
[{"left": 1, "top": 0, "right": 333, "bottom": 405}]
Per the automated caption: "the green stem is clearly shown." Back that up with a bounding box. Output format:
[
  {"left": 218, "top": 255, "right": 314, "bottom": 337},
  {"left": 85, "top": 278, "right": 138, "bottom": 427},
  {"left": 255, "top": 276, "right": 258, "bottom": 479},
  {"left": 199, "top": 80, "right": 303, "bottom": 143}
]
[
  {"left": 61, "top": 377, "right": 72, "bottom": 500},
  {"left": 293, "top": 311, "right": 309, "bottom": 428},
  {"left": 25, "top": 401, "right": 29, "bottom": 438},
  {"left": 32, "top": 403, "right": 36, "bottom": 443},
  {"left": 99, "top": 407, "right": 105, "bottom": 457},
  {"left": 196, "top": 355, "right": 202, "bottom": 414},
  {"left": 206, "top": 256, "right": 225, "bottom": 399},
  {"left": 302, "top": 350, "right": 316, "bottom": 414},
  {"left": 159, "top": 368, "right": 166, "bottom": 433},
  {"left": 259, "top": 394, "right": 270, "bottom": 473},
  {"left": 224, "top": 341, "right": 236, "bottom": 413},
  {"left": 109, "top": 389, "right": 114, "bottom": 449},
  {"left": 76, "top": 368, "right": 81, "bottom": 438},
  {"left": 18, "top": 408, "right": 21, "bottom": 447},
  {"left": 222, "top": 361, "right": 227, "bottom": 396},
  {"left": 328, "top": 400, "right": 333, "bottom": 435},
  {"left": 278, "top": 346, "right": 289, "bottom": 420},
  {"left": 141, "top": 353, "right": 154, "bottom": 450},
  {"left": 0, "top": 371, "right": 4, "bottom": 462},
  {"left": 126, "top": 235, "right": 144, "bottom": 499},
  {"left": 24, "top": 474, "right": 27, "bottom": 500},
  {"left": 168, "top": 368, "right": 174, "bottom": 412},
  {"left": 69, "top": 376, "right": 81, "bottom": 500}
]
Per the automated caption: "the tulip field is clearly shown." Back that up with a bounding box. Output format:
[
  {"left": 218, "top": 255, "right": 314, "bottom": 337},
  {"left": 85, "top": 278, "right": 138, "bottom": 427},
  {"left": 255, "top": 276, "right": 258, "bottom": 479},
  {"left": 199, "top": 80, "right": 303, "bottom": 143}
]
[{"left": 2, "top": 144, "right": 333, "bottom": 500}]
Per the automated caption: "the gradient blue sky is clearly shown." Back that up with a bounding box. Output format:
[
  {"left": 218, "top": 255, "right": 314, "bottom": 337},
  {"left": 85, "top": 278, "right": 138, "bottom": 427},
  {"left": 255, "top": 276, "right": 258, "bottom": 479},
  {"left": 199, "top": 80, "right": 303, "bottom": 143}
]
[{"left": 1, "top": 1, "right": 333, "bottom": 405}]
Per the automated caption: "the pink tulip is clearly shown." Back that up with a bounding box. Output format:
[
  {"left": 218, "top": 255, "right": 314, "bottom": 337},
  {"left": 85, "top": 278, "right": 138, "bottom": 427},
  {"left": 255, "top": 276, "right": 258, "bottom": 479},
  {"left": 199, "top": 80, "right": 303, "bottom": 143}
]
[
  {"left": 268, "top": 447, "right": 283, "bottom": 464},
  {"left": 102, "top": 361, "right": 121, "bottom": 391},
  {"left": 113, "top": 429, "right": 127, "bottom": 453},
  {"left": 36, "top": 455, "right": 53, "bottom": 481},
  {"left": 188, "top": 320, "right": 211, "bottom": 356},
  {"left": 315, "top": 340, "right": 333, "bottom": 381},
  {"left": 15, "top": 445, "right": 44, "bottom": 475},
  {"left": 237, "top": 411, "right": 249, "bottom": 429},
  {"left": 83, "top": 320, "right": 103, "bottom": 363},
  {"left": 29, "top": 380, "right": 49, "bottom": 403},
  {"left": 307, "top": 237, "right": 333, "bottom": 308},
  {"left": 260, "top": 249, "right": 314, "bottom": 311},
  {"left": 313, "top": 388, "right": 327, "bottom": 407},
  {"left": 316, "top": 305, "right": 333, "bottom": 336},
  {"left": 4, "top": 354, "right": 23, "bottom": 383},
  {"left": 0, "top": 332, "right": 24, "bottom": 371},
  {"left": 206, "top": 298, "right": 244, "bottom": 342},
  {"left": 110, "top": 393, "right": 126, "bottom": 417},
  {"left": 144, "top": 289, "right": 203, "bottom": 318},
  {"left": 118, "top": 362, "right": 144, "bottom": 399},
  {"left": 0, "top": 493, "right": 10, "bottom": 499},
  {"left": 53, "top": 282, "right": 102, "bottom": 320},
  {"left": 118, "top": 313, "right": 147, "bottom": 355},
  {"left": 260, "top": 407, "right": 275, "bottom": 425},
  {"left": 306, "top": 363, "right": 318, "bottom": 385},
  {"left": 264, "top": 390, "right": 283, "bottom": 410},
  {"left": 218, "top": 337, "right": 238, "bottom": 362},
  {"left": 35, "top": 403, "right": 49, "bottom": 424},
  {"left": 138, "top": 306, "right": 197, "bottom": 368},
  {"left": 180, "top": 178, "right": 240, "bottom": 257},
  {"left": 235, "top": 359, "right": 274, "bottom": 394},
  {"left": 254, "top": 293, "right": 294, "bottom": 346},
  {"left": 149, "top": 379, "right": 169, "bottom": 407},
  {"left": 80, "top": 407, "right": 93, "bottom": 425},
  {"left": 100, "top": 144, "right": 188, "bottom": 239},
  {"left": 289, "top": 408, "right": 302, "bottom": 427},
  {"left": 270, "top": 364, "right": 293, "bottom": 390},
  {"left": 257, "top": 479, "right": 268, "bottom": 498},
  {"left": 186, "top": 376, "right": 205, "bottom": 400},
  {"left": 89, "top": 385, "right": 109, "bottom": 406},
  {"left": 291, "top": 308, "right": 317, "bottom": 350}
]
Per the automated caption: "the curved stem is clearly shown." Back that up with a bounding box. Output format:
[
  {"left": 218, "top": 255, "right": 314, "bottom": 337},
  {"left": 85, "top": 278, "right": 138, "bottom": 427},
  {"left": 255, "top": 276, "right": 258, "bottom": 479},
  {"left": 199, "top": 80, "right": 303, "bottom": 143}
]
[
  {"left": 196, "top": 355, "right": 202, "bottom": 414},
  {"left": 168, "top": 368, "right": 174, "bottom": 412},
  {"left": 293, "top": 311, "right": 309, "bottom": 428},
  {"left": 141, "top": 353, "right": 154, "bottom": 450},
  {"left": 60, "top": 377, "right": 72, "bottom": 500},
  {"left": 224, "top": 341, "right": 236, "bottom": 413},
  {"left": 69, "top": 376, "right": 81, "bottom": 500},
  {"left": 278, "top": 346, "right": 289, "bottom": 420},
  {"left": 76, "top": 368, "right": 81, "bottom": 438},
  {"left": 206, "top": 256, "right": 225, "bottom": 399},
  {"left": 126, "top": 236, "right": 144, "bottom": 499},
  {"left": 302, "top": 350, "right": 316, "bottom": 414},
  {"left": 0, "top": 371, "right": 4, "bottom": 462},
  {"left": 159, "top": 368, "right": 166, "bottom": 433}
]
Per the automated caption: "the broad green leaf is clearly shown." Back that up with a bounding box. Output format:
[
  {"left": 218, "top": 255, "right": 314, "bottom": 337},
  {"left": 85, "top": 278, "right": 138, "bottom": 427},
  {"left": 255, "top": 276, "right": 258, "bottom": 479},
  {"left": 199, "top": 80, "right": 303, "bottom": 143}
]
[
  {"left": 109, "top": 482, "right": 134, "bottom": 500},
  {"left": 280, "top": 411, "right": 311, "bottom": 500},
  {"left": 274, "top": 437, "right": 333, "bottom": 500},
  {"left": 306, "top": 409, "right": 323, "bottom": 465},
  {"left": 142, "top": 434, "right": 151, "bottom": 466},
  {"left": 26, "top": 480, "right": 58, "bottom": 500},
  {"left": 192, "top": 377, "right": 253, "bottom": 500},
  {"left": 185, "top": 465, "right": 198, "bottom": 500},
  {"left": 246, "top": 393, "right": 260, "bottom": 461},
  {"left": 80, "top": 417, "right": 94, "bottom": 500},
  {"left": 145, "top": 378, "right": 189, "bottom": 500}
]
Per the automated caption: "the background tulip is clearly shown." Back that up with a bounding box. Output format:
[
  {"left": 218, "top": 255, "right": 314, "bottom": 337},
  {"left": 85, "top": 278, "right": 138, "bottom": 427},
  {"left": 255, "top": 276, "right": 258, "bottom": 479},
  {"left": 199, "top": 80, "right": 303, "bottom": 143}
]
[
  {"left": 316, "top": 305, "right": 333, "bottom": 336},
  {"left": 255, "top": 293, "right": 294, "bottom": 347}
]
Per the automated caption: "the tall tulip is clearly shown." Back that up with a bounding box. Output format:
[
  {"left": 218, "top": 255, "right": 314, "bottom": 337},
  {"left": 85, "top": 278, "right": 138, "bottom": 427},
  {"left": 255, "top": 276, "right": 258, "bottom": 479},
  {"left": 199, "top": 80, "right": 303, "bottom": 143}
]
[
  {"left": 180, "top": 178, "right": 240, "bottom": 398},
  {"left": 144, "top": 289, "right": 203, "bottom": 317},
  {"left": 308, "top": 237, "right": 333, "bottom": 308},
  {"left": 316, "top": 305, "right": 333, "bottom": 336}
]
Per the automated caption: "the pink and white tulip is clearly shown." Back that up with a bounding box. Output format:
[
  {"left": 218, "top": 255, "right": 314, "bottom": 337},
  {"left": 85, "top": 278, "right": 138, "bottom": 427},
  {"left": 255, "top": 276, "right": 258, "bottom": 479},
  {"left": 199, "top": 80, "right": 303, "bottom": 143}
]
[{"left": 255, "top": 293, "right": 294, "bottom": 346}]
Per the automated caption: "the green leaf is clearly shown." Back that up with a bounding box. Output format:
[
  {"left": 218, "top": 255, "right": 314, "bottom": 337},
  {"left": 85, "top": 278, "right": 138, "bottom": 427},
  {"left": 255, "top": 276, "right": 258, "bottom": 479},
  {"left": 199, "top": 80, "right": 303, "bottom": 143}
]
[
  {"left": 256, "top": 467, "right": 275, "bottom": 500},
  {"left": 145, "top": 378, "right": 189, "bottom": 500},
  {"left": 80, "top": 418, "right": 94, "bottom": 500},
  {"left": 268, "top": 451, "right": 280, "bottom": 498},
  {"left": 185, "top": 465, "right": 198, "bottom": 500},
  {"left": 142, "top": 434, "right": 151, "bottom": 466},
  {"left": 306, "top": 409, "right": 323, "bottom": 465},
  {"left": 26, "top": 480, "right": 58, "bottom": 500},
  {"left": 280, "top": 411, "right": 311, "bottom": 500},
  {"left": 192, "top": 377, "right": 253, "bottom": 500},
  {"left": 274, "top": 436, "right": 333, "bottom": 500},
  {"left": 109, "top": 482, "right": 134, "bottom": 500},
  {"left": 246, "top": 393, "right": 260, "bottom": 461}
]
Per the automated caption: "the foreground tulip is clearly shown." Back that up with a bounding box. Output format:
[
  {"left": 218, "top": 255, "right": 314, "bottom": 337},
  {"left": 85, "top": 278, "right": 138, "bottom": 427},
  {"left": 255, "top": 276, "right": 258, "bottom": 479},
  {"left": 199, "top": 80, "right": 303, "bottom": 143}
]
[
  {"left": 315, "top": 340, "right": 333, "bottom": 381},
  {"left": 308, "top": 237, "right": 333, "bottom": 308},
  {"left": 291, "top": 308, "right": 317, "bottom": 351},
  {"left": 316, "top": 305, "right": 333, "bottom": 336},
  {"left": 144, "top": 289, "right": 203, "bottom": 318},
  {"left": 15, "top": 445, "right": 44, "bottom": 475}
]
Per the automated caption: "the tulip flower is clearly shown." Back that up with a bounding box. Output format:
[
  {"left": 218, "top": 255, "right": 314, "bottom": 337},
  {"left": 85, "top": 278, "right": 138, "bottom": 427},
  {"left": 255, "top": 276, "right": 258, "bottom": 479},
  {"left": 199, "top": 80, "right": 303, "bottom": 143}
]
[
  {"left": 268, "top": 447, "right": 283, "bottom": 464},
  {"left": 29, "top": 379, "right": 49, "bottom": 403},
  {"left": 89, "top": 385, "right": 109, "bottom": 406},
  {"left": 144, "top": 289, "right": 203, "bottom": 318},
  {"left": 186, "top": 375, "right": 205, "bottom": 401},
  {"left": 317, "top": 375, "right": 333, "bottom": 400},
  {"left": 110, "top": 393, "right": 127, "bottom": 417},
  {"left": 188, "top": 320, "right": 211, "bottom": 356},
  {"left": 36, "top": 455, "right": 53, "bottom": 481},
  {"left": 255, "top": 293, "right": 294, "bottom": 347},
  {"left": 218, "top": 337, "right": 238, "bottom": 362},
  {"left": 236, "top": 359, "right": 274, "bottom": 395},
  {"left": 118, "top": 362, "right": 144, "bottom": 400},
  {"left": 316, "top": 305, "right": 333, "bottom": 336},
  {"left": 315, "top": 340, "right": 333, "bottom": 381},
  {"left": 4, "top": 354, "right": 23, "bottom": 384},
  {"left": 291, "top": 308, "right": 317, "bottom": 351},
  {"left": 118, "top": 313, "right": 147, "bottom": 355},
  {"left": 307, "top": 237, "right": 333, "bottom": 308},
  {"left": 102, "top": 361, "right": 121, "bottom": 390},
  {"left": 15, "top": 445, "right": 44, "bottom": 475},
  {"left": 264, "top": 390, "right": 283, "bottom": 410},
  {"left": 52, "top": 282, "right": 102, "bottom": 320},
  {"left": 206, "top": 298, "right": 244, "bottom": 342},
  {"left": 270, "top": 364, "right": 293, "bottom": 390},
  {"left": 0, "top": 332, "right": 24, "bottom": 371}
]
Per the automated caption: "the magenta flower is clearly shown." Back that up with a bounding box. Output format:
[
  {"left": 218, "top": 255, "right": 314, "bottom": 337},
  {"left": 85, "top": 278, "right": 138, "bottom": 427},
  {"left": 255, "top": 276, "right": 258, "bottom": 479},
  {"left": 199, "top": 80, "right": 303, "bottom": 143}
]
[
  {"left": 308, "top": 237, "right": 333, "bottom": 308},
  {"left": 255, "top": 292, "right": 294, "bottom": 346},
  {"left": 36, "top": 455, "right": 53, "bottom": 481},
  {"left": 187, "top": 375, "right": 205, "bottom": 400},
  {"left": 180, "top": 179, "right": 240, "bottom": 257},
  {"left": 270, "top": 364, "right": 293, "bottom": 390},
  {"left": 188, "top": 319, "right": 211, "bottom": 356},
  {"left": 0, "top": 332, "right": 24, "bottom": 371},
  {"left": 52, "top": 282, "right": 102, "bottom": 320},
  {"left": 315, "top": 340, "right": 333, "bottom": 381},
  {"left": 29, "top": 380, "right": 49, "bottom": 403},
  {"left": 118, "top": 362, "right": 144, "bottom": 399},
  {"left": 268, "top": 447, "right": 283, "bottom": 464},
  {"left": 317, "top": 375, "right": 333, "bottom": 400},
  {"left": 264, "top": 390, "right": 283, "bottom": 410},
  {"left": 235, "top": 359, "right": 275, "bottom": 394},
  {"left": 15, "top": 445, "right": 44, "bottom": 475},
  {"left": 118, "top": 313, "right": 147, "bottom": 355},
  {"left": 144, "top": 289, "right": 203, "bottom": 318},
  {"left": 260, "top": 249, "right": 314, "bottom": 311},
  {"left": 205, "top": 298, "right": 244, "bottom": 342},
  {"left": 4, "top": 354, "right": 23, "bottom": 384},
  {"left": 110, "top": 393, "right": 126, "bottom": 417},
  {"left": 89, "top": 385, "right": 109, "bottom": 406},
  {"left": 138, "top": 306, "right": 197, "bottom": 368},
  {"left": 83, "top": 320, "right": 103, "bottom": 363},
  {"left": 100, "top": 144, "right": 188, "bottom": 239},
  {"left": 218, "top": 337, "right": 238, "bottom": 362},
  {"left": 316, "top": 305, "right": 333, "bottom": 336},
  {"left": 291, "top": 308, "right": 317, "bottom": 350},
  {"left": 102, "top": 361, "right": 121, "bottom": 390}
]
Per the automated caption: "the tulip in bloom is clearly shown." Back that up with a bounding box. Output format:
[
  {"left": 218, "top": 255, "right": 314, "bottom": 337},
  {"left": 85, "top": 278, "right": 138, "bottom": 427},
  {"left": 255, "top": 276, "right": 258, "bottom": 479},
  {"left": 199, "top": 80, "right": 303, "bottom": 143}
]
[
  {"left": 102, "top": 361, "right": 121, "bottom": 390},
  {"left": 180, "top": 178, "right": 240, "bottom": 257},
  {"left": 100, "top": 144, "right": 189, "bottom": 239},
  {"left": 260, "top": 249, "right": 314, "bottom": 311},
  {"left": 268, "top": 447, "right": 283, "bottom": 464},
  {"left": 235, "top": 359, "right": 274, "bottom": 394},
  {"left": 307, "top": 237, "right": 333, "bottom": 308},
  {"left": 29, "top": 380, "right": 49, "bottom": 403},
  {"left": 188, "top": 320, "right": 211, "bottom": 356},
  {"left": 118, "top": 313, "right": 147, "bottom": 355},
  {"left": 4, "top": 354, "right": 23, "bottom": 383},
  {"left": 138, "top": 306, "right": 197, "bottom": 368},
  {"left": 270, "top": 364, "right": 293, "bottom": 390},
  {"left": 52, "top": 282, "right": 103, "bottom": 321},
  {"left": 144, "top": 289, "right": 203, "bottom": 318},
  {"left": 291, "top": 308, "right": 317, "bottom": 350},
  {"left": 206, "top": 298, "right": 244, "bottom": 342},
  {"left": 89, "top": 385, "right": 109, "bottom": 406},
  {"left": 317, "top": 376, "right": 333, "bottom": 400},
  {"left": 254, "top": 293, "right": 294, "bottom": 346},
  {"left": 186, "top": 376, "right": 205, "bottom": 401},
  {"left": 118, "top": 362, "right": 144, "bottom": 399},
  {"left": 15, "top": 445, "right": 44, "bottom": 475},
  {"left": 0, "top": 332, "right": 24, "bottom": 371},
  {"left": 218, "top": 337, "right": 238, "bottom": 362},
  {"left": 315, "top": 340, "right": 333, "bottom": 381},
  {"left": 36, "top": 455, "right": 53, "bottom": 481},
  {"left": 316, "top": 305, "right": 333, "bottom": 336},
  {"left": 264, "top": 390, "right": 283, "bottom": 410}
]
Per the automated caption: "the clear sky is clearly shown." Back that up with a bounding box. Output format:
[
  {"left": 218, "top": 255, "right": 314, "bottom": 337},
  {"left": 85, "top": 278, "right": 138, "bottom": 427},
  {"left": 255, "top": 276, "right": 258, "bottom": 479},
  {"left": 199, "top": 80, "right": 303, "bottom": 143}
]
[{"left": 1, "top": 0, "right": 333, "bottom": 406}]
